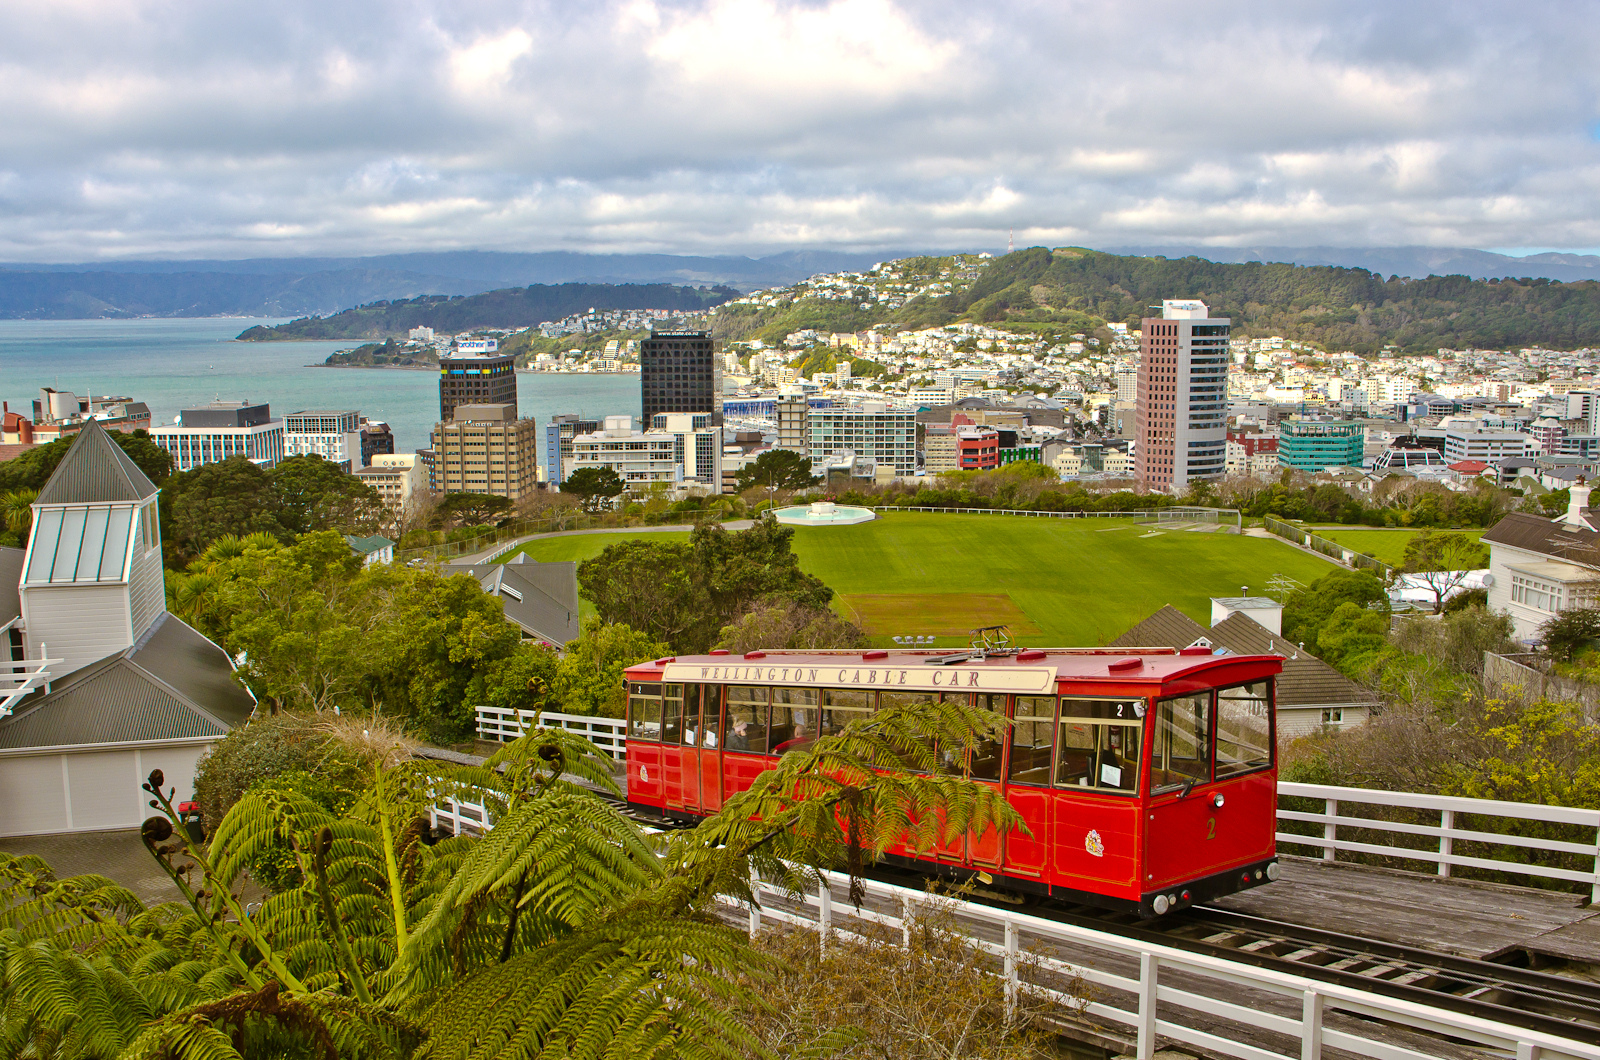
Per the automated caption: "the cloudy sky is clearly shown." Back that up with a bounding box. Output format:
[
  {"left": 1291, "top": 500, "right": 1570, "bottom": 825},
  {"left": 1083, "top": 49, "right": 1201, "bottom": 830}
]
[{"left": 1, "top": 0, "right": 1596, "bottom": 261}]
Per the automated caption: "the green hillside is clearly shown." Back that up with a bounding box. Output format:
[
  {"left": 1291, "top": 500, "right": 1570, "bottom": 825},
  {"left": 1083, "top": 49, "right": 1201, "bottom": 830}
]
[{"left": 237, "top": 282, "right": 738, "bottom": 341}]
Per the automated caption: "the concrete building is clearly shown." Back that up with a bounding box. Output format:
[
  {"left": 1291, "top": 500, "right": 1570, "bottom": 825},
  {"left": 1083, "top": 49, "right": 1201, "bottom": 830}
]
[
  {"left": 430, "top": 404, "right": 538, "bottom": 500},
  {"left": 0, "top": 421, "right": 255, "bottom": 836},
  {"left": 957, "top": 425, "right": 1000, "bottom": 470},
  {"left": 1443, "top": 425, "right": 1530, "bottom": 465},
  {"left": 1278, "top": 420, "right": 1365, "bottom": 472},
  {"left": 641, "top": 330, "right": 720, "bottom": 426},
  {"left": 1135, "top": 300, "right": 1230, "bottom": 492},
  {"left": 284, "top": 410, "right": 363, "bottom": 471},
  {"left": 151, "top": 401, "right": 284, "bottom": 471},
  {"left": 1225, "top": 431, "right": 1279, "bottom": 476},
  {"left": 776, "top": 393, "right": 810, "bottom": 454},
  {"left": 439, "top": 351, "right": 517, "bottom": 423},
  {"left": 923, "top": 422, "right": 957, "bottom": 473},
  {"left": 571, "top": 416, "right": 682, "bottom": 492},
  {"left": 543, "top": 414, "right": 601, "bottom": 485},
  {"left": 651, "top": 413, "right": 723, "bottom": 489},
  {"left": 29, "top": 388, "right": 151, "bottom": 440},
  {"left": 353, "top": 453, "right": 426, "bottom": 515},
  {"left": 360, "top": 420, "right": 394, "bottom": 466},
  {"left": 808, "top": 402, "right": 916, "bottom": 477}
]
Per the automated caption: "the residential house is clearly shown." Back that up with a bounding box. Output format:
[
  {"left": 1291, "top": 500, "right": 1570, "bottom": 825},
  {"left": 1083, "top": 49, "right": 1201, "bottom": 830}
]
[
  {"left": 1480, "top": 483, "right": 1600, "bottom": 643},
  {"left": 445, "top": 554, "right": 581, "bottom": 647}
]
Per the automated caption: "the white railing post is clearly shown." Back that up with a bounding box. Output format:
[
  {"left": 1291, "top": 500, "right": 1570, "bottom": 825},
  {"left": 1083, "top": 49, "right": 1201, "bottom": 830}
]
[
  {"left": 817, "top": 878, "right": 831, "bottom": 955},
  {"left": 1323, "top": 798, "right": 1338, "bottom": 862},
  {"left": 1518, "top": 1045, "right": 1542, "bottom": 1060},
  {"left": 1003, "top": 920, "right": 1019, "bottom": 1021},
  {"left": 1301, "top": 989, "right": 1324, "bottom": 1060},
  {"left": 1439, "top": 809, "right": 1455, "bottom": 878},
  {"left": 1593, "top": 824, "right": 1600, "bottom": 905},
  {"left": 1136, "top": 951, "right": 1157, "bottom": 1060}
]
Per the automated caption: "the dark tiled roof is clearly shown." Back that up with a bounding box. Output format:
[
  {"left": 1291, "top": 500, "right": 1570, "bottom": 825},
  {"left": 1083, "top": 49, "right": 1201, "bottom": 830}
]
[
  {"left": 446, "top": 557, "right": 581, "bottom": 646},
  {"left": 0, "top": 614, "right": 254, "bottom": 748},
  {"left": 1481, "top": 511, "right": 1600, "bottom": 559},
  {"left": 1108, "top": 605, "right": 1377, "bottom": 710},
  {"left": 34, "top": 420, "right": 158, "bottom": 505},
  {"left": 0, "top": 546, "right": 21, "bottom": 625}
]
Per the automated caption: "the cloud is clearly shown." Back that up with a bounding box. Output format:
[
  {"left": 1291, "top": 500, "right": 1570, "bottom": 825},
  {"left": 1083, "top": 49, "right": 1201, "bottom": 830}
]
[{"left": 0, "top": 0, "right": 1595, "bottom": 259}]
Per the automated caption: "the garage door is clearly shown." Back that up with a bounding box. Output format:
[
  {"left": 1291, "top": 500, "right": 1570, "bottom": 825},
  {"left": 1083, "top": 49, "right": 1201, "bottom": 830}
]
[{"left": 0, "top": 741, "right": 214, "bottom": 838}]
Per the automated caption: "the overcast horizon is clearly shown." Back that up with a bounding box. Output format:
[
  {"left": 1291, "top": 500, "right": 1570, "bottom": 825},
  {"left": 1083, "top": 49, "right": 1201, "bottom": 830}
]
[{"left": 3, "top": 0, "right": 1598, "bottom": 263}]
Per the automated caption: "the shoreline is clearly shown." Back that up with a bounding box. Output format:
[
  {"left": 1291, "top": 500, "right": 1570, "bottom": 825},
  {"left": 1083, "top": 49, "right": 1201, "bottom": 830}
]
[{"left": 307, "top": 362, "right": 439, "bottom": 370}]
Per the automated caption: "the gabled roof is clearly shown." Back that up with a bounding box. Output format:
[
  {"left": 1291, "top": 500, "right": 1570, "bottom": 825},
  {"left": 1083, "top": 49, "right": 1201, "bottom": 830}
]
[
  {"left": 344, "top": 534, "right": 394, "bottom": 555},
  {"left": 1108, "top": 605, "right": 1377, "bottom": 710},
  {"left": 446, "top": 557, "right": 581, "bottom": 646},
  {"left": 1481, "top": 511, "right": 1600, "bottom": 559},
  {"left": 0, "top": 613, "right": 254, "bottom": 749},
  {"left": 34, "top": 420, "right": 158, "bottom": 506}
]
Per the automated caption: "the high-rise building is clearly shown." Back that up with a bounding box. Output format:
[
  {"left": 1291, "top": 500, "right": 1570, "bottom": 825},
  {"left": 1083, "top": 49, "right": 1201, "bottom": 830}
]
[
  {"left": 956, "top": 425, "right": 1000, "bottom": 470},
  {"left": 360, "top": 419, "right": 395, "bottom": 466},
  {"left": 439, "top": 351, "right": 517, "bottom": 423},
  {"left": 430, "top": 404, "right": 538, "bottom": 500},
  {"left": 652, "top": 413, "right": 723, "bottom": 489},
  {"left": 151, "top": 400, "right": 284, "bottom": 472},
  {"left": 1135, "top": 301, "right": 1230, "bottom": 492},
  {"left": 808, "top": 402, "right": 916, "bottom": 477},
  {"left": 1277, "top": 420, "right": 1364, "bottom": 472},
  {"left": 571, "top": 416, "right": 681, "bottom": 491},
  {"left": 641, "top": 329, "right": 720, "bottom": 425},
  {"left": 284, "top": 410, "right": 363, "bottom": 471},
  {"left": 776, "top": 393, "right": 810, "bottom": 453},
  {"left": 543, "top": 413, "right": 601, "bottom": 485},
  {"left": 1115, "top": 367, "right": 1138, "bottom": 404}
]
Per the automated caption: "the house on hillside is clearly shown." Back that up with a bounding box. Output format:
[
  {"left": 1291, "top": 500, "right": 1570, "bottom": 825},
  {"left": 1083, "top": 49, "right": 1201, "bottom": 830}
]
[
  {"left": 345, "top": 534, "right": 395, "bottom": 567},
  {"left": 1109, "top": 600, "right": 1378, "bottom": 739},
  {"left": 1480, "top": 482, "right": 1600, "bottom": 644},
  {"left": 0, "top": 421, "right": 255, "bottom": 837},
  {"left": 445, "top": 554, "right": 581, "bottom": 647}
]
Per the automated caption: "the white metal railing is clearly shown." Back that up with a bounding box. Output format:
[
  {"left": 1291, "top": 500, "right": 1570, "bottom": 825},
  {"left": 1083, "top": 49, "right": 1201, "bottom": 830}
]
[
  {"left": 742, "top": 867, "right": 1600, "bottom": 1060},
  {"left": 473, "top": 706, "right": 628, "bottom": 761},
  {"left": 1278, "top": 781, "right": 1600, "bottom": 902}
]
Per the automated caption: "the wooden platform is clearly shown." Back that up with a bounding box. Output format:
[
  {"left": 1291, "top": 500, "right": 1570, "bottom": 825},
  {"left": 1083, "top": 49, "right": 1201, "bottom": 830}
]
[{"left": 1209, "top": 855, "right": 1600, "bottom": 964}]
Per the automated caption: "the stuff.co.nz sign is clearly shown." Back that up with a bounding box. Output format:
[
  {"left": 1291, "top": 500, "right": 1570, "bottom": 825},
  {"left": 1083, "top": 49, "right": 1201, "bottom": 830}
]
[{"left": 660, "top": 663, "right": 1058, "bottom": 695}]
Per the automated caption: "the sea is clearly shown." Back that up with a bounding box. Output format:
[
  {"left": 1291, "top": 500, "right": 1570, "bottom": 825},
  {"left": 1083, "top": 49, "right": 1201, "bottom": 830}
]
[{"left": 0, "top": 318, "right": 640, "bottom": 455}]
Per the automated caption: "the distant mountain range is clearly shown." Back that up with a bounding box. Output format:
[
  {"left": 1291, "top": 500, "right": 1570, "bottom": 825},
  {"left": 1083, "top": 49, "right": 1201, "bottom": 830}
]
[
  {"left": 1103, "top": 245, "right": 1600, "bottom": 284},
  {"left": 0, "top": 250, "right": 913, "bottom": 319}
]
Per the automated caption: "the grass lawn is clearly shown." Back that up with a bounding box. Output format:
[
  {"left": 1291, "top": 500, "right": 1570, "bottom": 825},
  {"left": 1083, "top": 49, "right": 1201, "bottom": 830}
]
[
  {"left": 1302, "top": 526, "right": 1485, "bottom": 567},
  {"left": 504, "top": 514, "right": 1339, "bottom": 647}
]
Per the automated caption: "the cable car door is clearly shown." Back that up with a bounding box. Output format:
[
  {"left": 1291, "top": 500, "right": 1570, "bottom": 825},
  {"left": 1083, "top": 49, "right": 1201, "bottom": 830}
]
[{"left": 1145, "top": 691, "right": 1228, "bottom": 890}]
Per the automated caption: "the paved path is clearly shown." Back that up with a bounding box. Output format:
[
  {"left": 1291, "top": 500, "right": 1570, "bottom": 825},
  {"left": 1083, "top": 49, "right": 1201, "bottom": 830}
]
[
  {"left": 0, "top": 828, "right": 188, "bottom": 906},
  {"left": 457, "top": 520, "right": 755, "bottom": 564}
]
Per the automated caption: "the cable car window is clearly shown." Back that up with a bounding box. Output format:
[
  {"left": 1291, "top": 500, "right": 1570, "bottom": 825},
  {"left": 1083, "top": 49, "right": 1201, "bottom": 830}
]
[
  {"left": 1055, "top": 699, "right": 1142, "bottom": 795},
  {"left": 1007, "top": 696, "right": 1056, "bottom": 787},
  {"left": 682, "top": 686, "right": 714, "bottom": 747},
  {"left": 1152, "top": 693, "right": 1212, "bottom": 792},
  {"left": 726, "top": 686, "right": 770, "bottom": 753},
  {"left": 627, "top": 682, "right": 663, "bottom": 743},
  {"left": 970, "top": 694, "right": 1005, "bottom": 780},
  {"left": 771, "top": 687, "right": 819, "bottom": 753},
  {"left": 660, "top": 684, "right": 684, "bottom": 745},
  {"left": 1216, "top": 681, "right": 1273, "bottom": 777}
]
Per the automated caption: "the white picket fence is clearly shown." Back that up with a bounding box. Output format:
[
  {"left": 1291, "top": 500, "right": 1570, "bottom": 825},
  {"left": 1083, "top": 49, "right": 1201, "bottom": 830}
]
[
  {"left": 748, "top": 867, "right": 1600, "bottom": 1060},
  {"left": 473, "top": 706, "right": 627, "bottom": 761},
  {"left": 1277, "top": 781, "right": 1600, "bottom": 902}
]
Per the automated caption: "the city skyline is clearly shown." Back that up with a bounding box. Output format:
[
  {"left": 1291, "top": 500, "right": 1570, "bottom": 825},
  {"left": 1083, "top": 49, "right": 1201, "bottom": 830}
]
[{"left": 0, "top": 2, "right": 1596, "bottom": 261}]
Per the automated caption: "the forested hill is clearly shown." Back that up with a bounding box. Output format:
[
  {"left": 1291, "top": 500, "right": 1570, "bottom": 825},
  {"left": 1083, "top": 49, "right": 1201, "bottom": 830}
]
[
  {"left": 946, "top": 248, "right": 1600, "bottom": 352},
  {"left": 236, "top": 282, "right": 739, "bottom": 341},
  {"left": 712, "top": 248, "right": 1600, "bottom": 354}
]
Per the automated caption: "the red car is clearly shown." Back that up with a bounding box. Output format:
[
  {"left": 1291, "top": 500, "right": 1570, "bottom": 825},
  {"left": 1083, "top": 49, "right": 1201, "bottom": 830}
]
[{"left": 623, "top": 646, "right": 1282, "bottom": 916}]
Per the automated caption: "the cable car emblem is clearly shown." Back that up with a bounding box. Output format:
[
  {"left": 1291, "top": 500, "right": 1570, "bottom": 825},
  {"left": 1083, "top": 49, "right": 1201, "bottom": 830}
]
[
  {"left": 640, "top": 765, "right": 650, "bottom": 783},
  {"left": 1085, "top": 829, "right": 1105, "bottom": 858}
]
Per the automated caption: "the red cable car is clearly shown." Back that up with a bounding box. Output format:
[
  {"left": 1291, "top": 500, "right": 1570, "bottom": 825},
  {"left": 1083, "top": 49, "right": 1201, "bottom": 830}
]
[{"left": 622, "top": 646, "right": 1283, "bottom": 916}]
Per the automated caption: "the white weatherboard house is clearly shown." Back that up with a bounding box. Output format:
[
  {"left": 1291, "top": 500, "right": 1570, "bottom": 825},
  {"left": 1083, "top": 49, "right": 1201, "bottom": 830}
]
[
  {"left": 0, "top": 421, "right": 255, "bottom": 836},
  {"left": 1481, "top": 483, "right": 1600, "bottom": 644}
]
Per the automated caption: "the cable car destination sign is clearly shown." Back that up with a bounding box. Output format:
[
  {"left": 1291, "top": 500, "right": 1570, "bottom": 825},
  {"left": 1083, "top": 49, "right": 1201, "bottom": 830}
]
[{"left": 660, "top": 662, "right": 1059, "bottom": 695}]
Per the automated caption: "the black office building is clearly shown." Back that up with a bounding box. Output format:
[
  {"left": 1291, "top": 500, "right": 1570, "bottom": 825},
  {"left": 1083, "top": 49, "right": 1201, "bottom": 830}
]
[
  {"left": 641, "top": 330, "right": 720, "bottom": 425},
  {"left": 439, "top": 353, "right": 517, "bottom": 423}
]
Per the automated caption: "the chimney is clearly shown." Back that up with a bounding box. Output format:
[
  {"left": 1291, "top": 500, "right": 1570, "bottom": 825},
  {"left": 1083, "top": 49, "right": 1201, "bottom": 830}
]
[{"left": 1568, "top": 476, "right": 1591, "bottom": 527}]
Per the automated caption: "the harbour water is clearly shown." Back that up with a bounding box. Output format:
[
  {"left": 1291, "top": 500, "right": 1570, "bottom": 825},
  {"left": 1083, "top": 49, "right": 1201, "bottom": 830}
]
[{"left": 0, "top": 318, "right": 640, "bottom": 454}]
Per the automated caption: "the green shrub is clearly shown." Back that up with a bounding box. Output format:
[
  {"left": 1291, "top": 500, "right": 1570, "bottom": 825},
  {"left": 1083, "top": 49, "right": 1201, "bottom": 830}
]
[{"left": 192, "top": 712, "right": 363, "bottom": 834}]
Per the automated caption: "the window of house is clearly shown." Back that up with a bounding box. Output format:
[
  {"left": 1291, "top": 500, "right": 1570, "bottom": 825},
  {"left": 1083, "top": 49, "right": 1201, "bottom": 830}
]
[{"left": 1321, "top": 707, "right": 1344, "bottom": 726}]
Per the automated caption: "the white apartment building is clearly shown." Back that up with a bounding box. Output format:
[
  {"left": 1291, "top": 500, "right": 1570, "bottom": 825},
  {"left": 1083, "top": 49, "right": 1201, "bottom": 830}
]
[
  {"left": 808, "top": 402, "right": 917, "bottom": 477},
  {"left": 571, "top": 416, "right": 682, "bottom": 491},
  {"left": 284, "top": 410, "right": 363, "bottom": 471},
  {"left": 1134, "top": 300, "right": 1229, "bottom": 492},
  {"left": 1443, "top": 425, "right": 1530, "bottom": 464},
  {"left": 1115, "top": 367, "right": 1138, "bottom": 404},
  {"left": 651, "top": 413, "right": 723, "bottom": 489},
  {"left": 151, "top": 401, "right": 285, "bottom": 472},
  {"left": 354, "top": 453, "right": 426, "bottom": 515}
]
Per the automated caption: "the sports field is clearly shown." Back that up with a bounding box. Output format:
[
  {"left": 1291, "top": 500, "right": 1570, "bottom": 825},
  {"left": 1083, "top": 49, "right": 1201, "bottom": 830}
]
[
  {"left": 1302, "top": 526, "right": 1484, "bottom": 566},
  {"left": 502, "top": 513, "right": 1339, "bottom": 647}
]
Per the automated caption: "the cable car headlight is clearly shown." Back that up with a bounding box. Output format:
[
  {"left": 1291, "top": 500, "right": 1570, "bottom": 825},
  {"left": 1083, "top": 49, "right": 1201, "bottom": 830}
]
[{"left": 1211, "top": 793, "right": 1225, "bottom": 809}]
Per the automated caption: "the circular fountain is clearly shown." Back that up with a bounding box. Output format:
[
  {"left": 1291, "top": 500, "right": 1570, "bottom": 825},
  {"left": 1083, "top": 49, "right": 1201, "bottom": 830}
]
[{"left": 770, "top": 500, "right": 876, "bottom": 526}]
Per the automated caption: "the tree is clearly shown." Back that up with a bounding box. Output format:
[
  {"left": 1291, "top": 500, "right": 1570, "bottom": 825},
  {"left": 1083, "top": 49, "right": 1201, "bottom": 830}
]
[
  {"left": 1403, "top": 531, "right": 1490, "bottom": 613},
  {"left": 433, "top": 491, "right": 515, "bottom": 528},
  {"left": 272, "top": 453, "right": 384, "bottom": 536},
  {"left": 560, "top": 465, "right": 624, "bottom": 511},
  {"left": 160, "top": 456, "right": 287, "bottom": 560},
  {"left": 1282, "top": 569, "right": 1389, "bottom": 649},
  {"left": 1537, "top": 608, "right": 1600, "bottom": 661},
  {"left": 0, "top": 487, "right": 36, "bottom": 547},
  {"left": 1315, "top": 602, "right": 1391, "bottom": 676},
  {"left": 735, "top": 448, "right": 819, "bottom": 492},
  {"left": 0, "top": 695, "right": 1020, "bottom": 1060},
  {"left": 717, "top": 600, "right": 867, "bottom": 655},
  {"left": 556, "top": 619, "right": 670, "bottom": 715}
]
